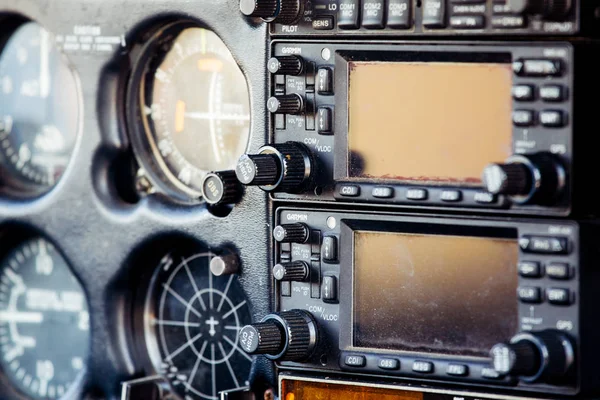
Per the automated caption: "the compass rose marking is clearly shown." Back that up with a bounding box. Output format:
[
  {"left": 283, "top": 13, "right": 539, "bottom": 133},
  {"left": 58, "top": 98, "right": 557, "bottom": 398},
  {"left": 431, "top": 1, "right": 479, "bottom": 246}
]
[
  {"left": 216, "top": 275, "right": 233, "bottom": 312},
  {"left": 223, "top": 334, "right": 252, "bottom": 362},
  {"left": 208, "top": 259, "right": 214, "bottom": 310},
  {"left": 211, "top": 344, "right": 216, "bottom": 398},
  {"left": 185, "top": 341, "right": 207, "bottom": 391},
  {"left": 165, "top": 332, "right": 203, "bottom": 362},
  {"left": 224, "top": 325, "right": 240, "bottom": 331},
  {"left": 162, "top": 284, "right": 202, "bottom": 319},
  {"left": 222, "top": 300, "right": 247, "bottom": 319},
  {"left": 182, "top": 258, "right": 206, "bottom": 312},
  {"left": 218, "top": 342, "right": 239, "bottom": 388},
  {"left": 153, "top": 319, "right": 201, "bottom": 328}
]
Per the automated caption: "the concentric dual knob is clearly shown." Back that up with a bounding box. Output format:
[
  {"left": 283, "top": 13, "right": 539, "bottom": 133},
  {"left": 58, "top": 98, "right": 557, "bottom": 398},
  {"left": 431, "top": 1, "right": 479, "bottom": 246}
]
[
  {"left": 239, "top": 0, "right": 302, "bottom": 24},
  {"left": 235, "top": 142, "right": 314, "bottom": 193},
  {"left": 482, "top": 152, "right": 565, "bottom": 205},
  {"left": 490, "top": 330, "right": 574, "bottom": 383},
  {"left": 506, "top": 0, "right": 572, "bottom": 19},
  {"left": 239, "top": 310, "right": 319, "bottom": 361}
]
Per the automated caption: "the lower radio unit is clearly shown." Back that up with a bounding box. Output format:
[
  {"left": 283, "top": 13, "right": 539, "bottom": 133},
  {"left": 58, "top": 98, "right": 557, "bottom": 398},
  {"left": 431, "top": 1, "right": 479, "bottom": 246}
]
[
  {"left": 238, "top": 208, "right": 600, "bottom": 396},
  {"left": 235, "top": 41, "right": 599, "bottom": 217}
]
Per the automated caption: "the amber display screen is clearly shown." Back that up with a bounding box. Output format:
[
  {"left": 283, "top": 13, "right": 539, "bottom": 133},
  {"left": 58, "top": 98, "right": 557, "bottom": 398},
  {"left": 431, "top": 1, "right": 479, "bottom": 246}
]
[
  {"left": 353, "top": 230, "right": 519, "bottom": 357},
  {"left": 281, "top": 379, "right": 424, "bottom": 400},
  {"left": 347, "top": 60, "right": 513, "bottom": 185}
]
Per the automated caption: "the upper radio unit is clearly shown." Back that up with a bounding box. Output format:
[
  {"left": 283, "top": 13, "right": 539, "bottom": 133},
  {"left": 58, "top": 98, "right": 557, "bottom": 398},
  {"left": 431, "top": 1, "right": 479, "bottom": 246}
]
[
  {"left": 235, "top": 41, "right": 581, "bottom": 216},
  {"left": 239, "top": 0, "right": 596, "bottom": 37}
]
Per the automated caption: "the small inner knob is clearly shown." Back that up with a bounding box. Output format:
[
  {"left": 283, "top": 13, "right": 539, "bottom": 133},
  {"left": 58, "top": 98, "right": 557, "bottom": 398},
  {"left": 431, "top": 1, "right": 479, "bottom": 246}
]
[
  {"left": 273, "top": 261, "right": 310, "bottom": 282},
  {"left": 267, "top": 94, "right": 304, "bottom": 114},
  {"left": 491, "top": 340, "right": 540, "bottom": 377},
  {"left": 273, "top": 223, "right": 309, "bottom": 243},
  {"left": 482, "top": 162, "right": 533, "bottom": 196},
  {"left": 239, "top": 321, "right": 284, "bottom": 355},
  {"left": 235, "top": 154, "right": 280, "bottom": 186}
]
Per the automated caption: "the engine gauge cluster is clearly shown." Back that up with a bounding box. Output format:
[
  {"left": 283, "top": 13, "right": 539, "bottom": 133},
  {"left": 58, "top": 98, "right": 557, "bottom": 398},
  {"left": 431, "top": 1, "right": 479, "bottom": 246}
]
[
  {"left": 0, "top": 237, "right": 89, "bottom": 399},
  {"left": 126, "top": 21, "right": 251, "bottom": 204},
  {"left": 0, "top": 21, "right": 80, "bottom": 198}
]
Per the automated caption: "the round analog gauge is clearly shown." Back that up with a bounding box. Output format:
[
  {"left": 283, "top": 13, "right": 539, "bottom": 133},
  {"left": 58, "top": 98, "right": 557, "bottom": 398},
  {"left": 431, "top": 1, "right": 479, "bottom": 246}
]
[
  {"left": 128, "top": 22, "right": 251, "bottom": 202},
  {"left": 0, "top": 238, "right": 89, "bottom": 399},
  {"left": 0, "top": 21, "right": 80, "bottom": 197},
  {"left": 144, "top": 249, "right": 252, "bottom": 399}
]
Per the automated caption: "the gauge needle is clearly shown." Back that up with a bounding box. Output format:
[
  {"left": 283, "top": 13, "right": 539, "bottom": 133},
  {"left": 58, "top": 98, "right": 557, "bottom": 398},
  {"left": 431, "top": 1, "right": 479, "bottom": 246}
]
[
  {"left": 39, "top": 28, "right": 50, "bottom": 99},
  {"left": 0, "top": 311, "right": 44, "bottom": 323},
  {"left": 175, "top": 100, "right": 186, "bottom": 133}
]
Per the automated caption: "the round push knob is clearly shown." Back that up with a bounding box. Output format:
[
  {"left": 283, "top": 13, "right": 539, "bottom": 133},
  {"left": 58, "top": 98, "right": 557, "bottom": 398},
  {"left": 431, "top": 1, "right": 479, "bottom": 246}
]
[
  {"left": 267, "top": 94, "right": 304, "bottom": 114},
  {"left": 239, "top": 0, "right": 302, "bottom": 24},
  {"left": 273, "top": 223, "right": 309, "bottom": 243},
  {"left": 239, "top": 321, "right": 284, "bottom": 355},
  {"left": 268, "top": 56, "right": 304, "bottom": 75},
  {"left": 238, "top": 310, "right": 318, "bottom": 361},
  {"left": 506, "top": 0, "right": 572, "bottom": 19},
  {"left": 201, "top": 170, "right": 242, "bottom": 205},
  {"left": 490, "top": 330, "right": 574, "bottom": 383},
  {"left": 482, "top": 153, "right": 565, "bottom": 205},
  {"left": 235, "top": 142, "right": 314, "bottom": 193},
  {"left": 210, "top": 253, "right": 240, "bottom": 276},
  {"left": 273, "top": 261, "right": 309, "bottom": 282}
]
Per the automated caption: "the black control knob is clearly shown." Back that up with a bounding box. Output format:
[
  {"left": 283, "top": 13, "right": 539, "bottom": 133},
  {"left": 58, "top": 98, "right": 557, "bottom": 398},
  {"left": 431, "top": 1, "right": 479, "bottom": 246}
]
[
  {"left": 273, "top": 261, "right": 309, "bottom": 282},
  {"left": 235, "top": 142, "right": 314, "bottom": 193},
  {"left": 267, "top": 94, "right": 304, "bottom": 115},
  {"left": 273, "top": 223, "right": 309, "bottom": 243},
  {"left": 506, "top": 0, "right": 572, "bottom": 19},
  {"left": 239, "top": 321, "right": 284, "bottom": 355},
  {"left": 239, "top": 0, "right": 301, "bottom": 24},
  {"left": 490, "top": 330, "right": 574, "bottom": 383},
  {"left": 238, "top": 310, "right": 318, "bottom": 361},
  {"left": 482, "top": 153, "right": 565, "bottom": 205},
  {"left": 268, "top": 56, "right": 304, "bottom": 76},
  {"left": 201, "top": 170, "right": 242, "bottom": 205}
]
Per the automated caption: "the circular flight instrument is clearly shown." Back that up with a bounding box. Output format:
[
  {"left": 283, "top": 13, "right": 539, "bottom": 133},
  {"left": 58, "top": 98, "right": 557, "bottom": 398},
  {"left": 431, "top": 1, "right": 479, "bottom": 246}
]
[
  {"left": 144, "top": 248, "right": 252, "bottom": 399},
  {"left": 127, "top": 21, "right": 251, "bottom": 203},
  {"left": 0, "top": 237, "right": 89, "bottom": 399},
  {"left": 0, "top": 21, "right": 80, "bottom": 197}
]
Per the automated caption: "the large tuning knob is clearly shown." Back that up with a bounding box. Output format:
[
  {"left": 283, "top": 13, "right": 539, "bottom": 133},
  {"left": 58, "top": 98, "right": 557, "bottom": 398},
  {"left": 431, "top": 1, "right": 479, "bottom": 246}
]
[
  {"left": 268, "top": 56, "right": 304, "bottom": 76},
  {"left": 490, "top": 330, "right": 574, "bottom": 383},
  {"left": 506, "top": 0, "right": 572, "bottom": 19},
  {"left": 235, "top": 142, "right": 314, "bottom": 193},
  {"left": 239, "top": 0, "right": 302, "bottom": 24},
  {"left": 482, "top": 153, "right": 565, "bottom": 205},
  {"left": 238, "top": 310, "right": 318, "bottom": 361}
]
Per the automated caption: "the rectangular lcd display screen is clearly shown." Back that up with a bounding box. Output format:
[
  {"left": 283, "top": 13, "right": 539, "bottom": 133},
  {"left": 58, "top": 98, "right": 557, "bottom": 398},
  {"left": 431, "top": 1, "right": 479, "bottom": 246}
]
[
  {"left": 347, "top": 61, "right": 513, "bottom": 185},
  {"left": 353, "top": 230, "right": 518, "bottom": 357}
]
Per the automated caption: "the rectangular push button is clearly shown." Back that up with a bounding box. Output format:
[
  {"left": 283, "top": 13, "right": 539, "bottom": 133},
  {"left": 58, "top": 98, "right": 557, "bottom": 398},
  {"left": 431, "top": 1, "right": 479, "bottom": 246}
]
[
  {"left": 316, "top": 68, "right": 333, "bottom": 95},
  {"left": 344, "top": 355, "right": 366, "bottom": 367},
  {"left": 312, "top": 15, "right": 334, "bottom": 29},
  {"left": 387, "top": 0, "right": 411, "bottom": 28},
  {"left": 422, "top": 0, "right": 446, "bottom": 28},
  {"left": 372, "top": 186, "right": 394, "bottom": 198},
  {"left": 322, "top": 275, "right": 338, "bottom": 303},
  {"left": 413, "top": 361, "right": 434, "bottom": 373},
  {"left": 447, "top": 364, "right": 468, "bottom": 376},
  {"left": 322, "top": 236, "right": 338, "bottom": 263},
  {"left": 317, "top": 107, "right": 333, "bottom": 135},
  {"left": 520, "top": 236, "right": 569, "bottom": 254},
  {"left": 362, "top": 0, "right": 385, "bottom": 28},
  {"left": 518, "top": 261, "right": 541, "bottom": 278},
  {"left": 450, "top": 15, "right": 485, "bottom": 29},
  {"left": 338, "top": 0, "right": 361, "bottom": 29},
  {"left": 378, "top": 358, "right": 400, "bottom": 370},
  {"left": 518, "top": 286, "right": 542, "bottom": 303},
  {"left": 547, "top": 288, "right": 571, "bottom": 305},
  {"left": 338, "top": 184, "right": 360, "bottom": 197}
]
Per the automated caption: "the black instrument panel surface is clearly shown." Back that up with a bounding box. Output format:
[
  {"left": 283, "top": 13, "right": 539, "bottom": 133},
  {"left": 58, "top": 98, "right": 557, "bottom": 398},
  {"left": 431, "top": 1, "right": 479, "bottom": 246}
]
[{"left": 0, "top": 1, "right": 271, "bottom": 399}]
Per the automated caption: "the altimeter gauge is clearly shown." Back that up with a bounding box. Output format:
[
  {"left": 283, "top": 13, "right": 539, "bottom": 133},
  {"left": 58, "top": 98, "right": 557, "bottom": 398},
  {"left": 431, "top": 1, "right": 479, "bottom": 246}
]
[{"left": 0, "top": 238, "right": 90, "bottom": 399}]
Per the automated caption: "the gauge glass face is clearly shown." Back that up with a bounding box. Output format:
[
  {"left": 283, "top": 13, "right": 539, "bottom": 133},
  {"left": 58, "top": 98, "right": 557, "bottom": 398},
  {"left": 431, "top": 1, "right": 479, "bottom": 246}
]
[
  {"left": 140, "top": 27, "right": 250, "bottom": 198},
  {"left": 145, "top": 250, "right": 252, "bottom": 399},
  {"left": 0, "top": 22, "right": 80, "bottom": 195},
  {"left": 0, "top": 238, "right": 89, "bottom": 399}
]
